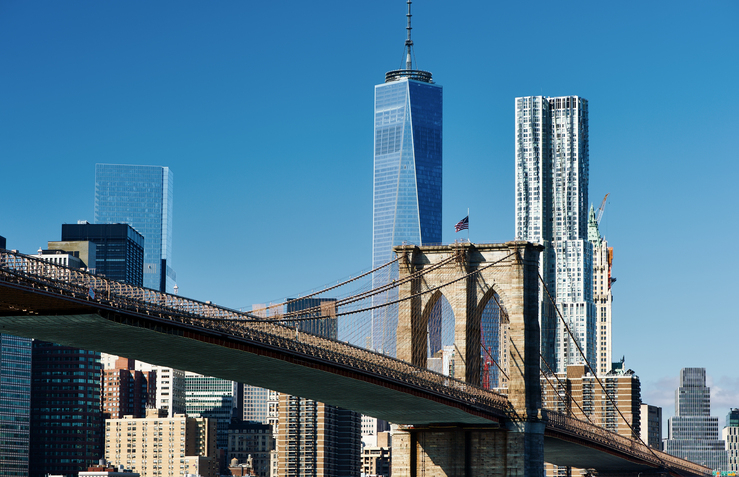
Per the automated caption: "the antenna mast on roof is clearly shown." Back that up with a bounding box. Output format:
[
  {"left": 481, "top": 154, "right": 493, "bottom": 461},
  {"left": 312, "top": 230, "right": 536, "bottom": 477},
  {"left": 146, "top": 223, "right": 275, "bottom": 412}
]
[{"left": 405, "top": 0, "right": 414, "bottom": 70}]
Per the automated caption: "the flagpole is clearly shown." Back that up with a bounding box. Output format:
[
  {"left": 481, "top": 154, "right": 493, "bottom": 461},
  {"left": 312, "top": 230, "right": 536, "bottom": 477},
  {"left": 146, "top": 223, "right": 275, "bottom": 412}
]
[{"left": 467, "top": 208, "right": 470, "bottom": 243}]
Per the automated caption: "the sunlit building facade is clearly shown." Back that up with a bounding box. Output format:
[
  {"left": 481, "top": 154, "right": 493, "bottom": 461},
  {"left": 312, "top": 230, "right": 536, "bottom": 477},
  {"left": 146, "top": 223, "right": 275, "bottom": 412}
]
[
  {"left": 94, "top": 164, "right": 175, "bottom": 292},
  {"left": 664, "top": 368, "right": 727, "bottom": 471},
  {"left": 515, "top": 96, "right": 595, "bottom": 372}
]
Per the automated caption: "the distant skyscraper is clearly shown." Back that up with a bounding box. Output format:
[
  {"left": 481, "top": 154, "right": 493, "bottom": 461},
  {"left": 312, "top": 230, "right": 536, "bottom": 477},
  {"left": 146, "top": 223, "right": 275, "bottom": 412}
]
[
  {"left": 95, "top": 164, "right": 174, "bottom": 292},
  {"left": 515, "top": 95, "right": 595, "bottom": 372},
  {"left": 371, "top": 1, "right": 442, "bottom": 354},
  {"left": 664, "top": 368, "right": 728, "bottom": 471},
  {"left": 724, "top": 408, "right": 739, "bottom": 472},
  {"left": 0, "top": 334, "right": 31, "bottom": 477},
  {"left": 587, "top": 206, "right": 614, "bottom": 375}
]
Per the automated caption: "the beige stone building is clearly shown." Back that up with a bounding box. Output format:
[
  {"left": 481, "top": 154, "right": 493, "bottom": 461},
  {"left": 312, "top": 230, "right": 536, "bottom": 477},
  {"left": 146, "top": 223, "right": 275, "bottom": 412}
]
[
  {"left": 542, "top": 365, "right": 641, "bottom": 476},
  {"left": 104, "top": 409, "right": 218, "bottom": 477},
  {"left": 588, "top": 205, "right": 614, "bottom": 376}
]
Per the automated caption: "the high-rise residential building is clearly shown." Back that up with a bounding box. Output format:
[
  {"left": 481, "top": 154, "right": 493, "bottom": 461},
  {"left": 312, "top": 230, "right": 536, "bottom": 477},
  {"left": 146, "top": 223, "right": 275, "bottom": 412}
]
[
  {"left": 29, "top": 342, "right": 103, "bottom": 477},
  {"left": 185, "top": 372, "right": 242, "bottom": 452},
  {"left": 724, "top": 408, "right": 739, "bottom": 472},
  {"left": 94, "top": 164, "right": 175, "bottom": 292},
  {"left": 276, "top": 298, "right": 361, "bottom": 477},
  {"left": 0, "top": 333, "right": 32, "bottom": 477},
  {"left": 515, "top": 95, "right": 595, "bottom": 372},
  {"left": 541, "top": 364, "right": 641, "bottom": 437},
  {"left": 371, "top": 1, "right": 442, "bottom": 354},
  {"left": 640, "top": 403, "right": 663, "bottom": 449},
  {"left": 663, "top": 368, "right": 728, "bottom": 471},
  {"left": 101, "top": 357, "right": 156, "bottom": 419},
  {"left": 61, "top": 222, "right": 144, "bottom": 286},
  {"left": 104, "top": 409, "right": 218, "bottom": 477},
  {"left": 587, "top": 206, "right": 614, "bottom": 375}
]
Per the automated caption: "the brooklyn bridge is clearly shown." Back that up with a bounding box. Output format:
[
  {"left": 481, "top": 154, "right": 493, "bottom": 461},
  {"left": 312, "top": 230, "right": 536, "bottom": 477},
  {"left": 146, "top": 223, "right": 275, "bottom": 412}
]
[{"left": 0, "top": 244, "right": 709, "bottom": 477}]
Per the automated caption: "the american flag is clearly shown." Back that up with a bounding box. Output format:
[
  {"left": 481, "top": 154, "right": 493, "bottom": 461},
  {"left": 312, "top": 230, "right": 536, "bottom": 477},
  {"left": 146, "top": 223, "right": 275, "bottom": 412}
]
[{"left": 455, "top": 216, "right": 469, "bottom": 232}]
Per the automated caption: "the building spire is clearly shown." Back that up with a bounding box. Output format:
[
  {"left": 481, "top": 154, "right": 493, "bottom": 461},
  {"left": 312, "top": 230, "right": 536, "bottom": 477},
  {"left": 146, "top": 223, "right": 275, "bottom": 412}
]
[
  {"left": 385, "top": 0, "right": 433, "bottom": 83},
  {"left": 405, "top": 0, "right": 413, "bottom": 70}
]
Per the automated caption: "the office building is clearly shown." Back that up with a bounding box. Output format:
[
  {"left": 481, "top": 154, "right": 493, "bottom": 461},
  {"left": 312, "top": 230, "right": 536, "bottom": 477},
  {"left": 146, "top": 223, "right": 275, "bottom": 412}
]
[
  {"left": 724, "top": 408, "right": 739, "bottom": 472},
  {"left": 640, "top": 404, "right": 663, "bottom": 449},
  {"left": 664, "top": 368, "right": 727, "bottom": 471},
  {"left": 29, "top": 342, "right": 103, "bottom": 477},
  {"left": 94, "top": 164, "right": 175, "bottom": 292},
  {"left": 0, "top": 334, "right": 32, "bottom": 477},
  {"left": 185, "top": 372, "right": 242, "bottom": 452},
  {"left": 104, "top": 409, "right": 218, "bottom": 477},
  {"left": 30, "top": 247, "right": 86, "bottom": 268},
  {"left": 61, "top": 222, "right": 144, "bottom": 286},
  {"left": 361, "top": 416, "right": 390, "bottom": 447},
  {"left": 515, "top": 95, "right": 595, "bottom": 372},
  {"left": 587, "top": 206, "right": 614, "bottom": 375},
  {"left": 227, "top": 421, "right": 272, "bottom": 477},
  {"left": 371, "top": 2, "right": 442, "bottom": 354},
  {"left": 102, "top": 357, "right": 156, "bottom": 419}
]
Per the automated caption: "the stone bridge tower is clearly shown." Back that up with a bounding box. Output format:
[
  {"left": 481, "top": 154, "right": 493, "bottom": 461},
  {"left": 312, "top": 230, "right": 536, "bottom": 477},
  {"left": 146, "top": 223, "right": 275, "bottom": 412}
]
[{"left": 392, "top": 241, "right": 545, "bottom": 477}]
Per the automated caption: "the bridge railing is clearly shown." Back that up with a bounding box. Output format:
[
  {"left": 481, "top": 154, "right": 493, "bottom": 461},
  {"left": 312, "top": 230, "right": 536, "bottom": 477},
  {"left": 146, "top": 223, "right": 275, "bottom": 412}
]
[
  {"left": 544, "top": 409, "right": 711, "bottom": 475},
  {"left": 0, "top": 249, "right": 510, "bottom": 417}
]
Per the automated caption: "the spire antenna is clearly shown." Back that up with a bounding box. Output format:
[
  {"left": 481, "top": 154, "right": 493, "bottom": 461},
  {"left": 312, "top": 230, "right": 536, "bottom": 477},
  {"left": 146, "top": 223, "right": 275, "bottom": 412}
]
[{"left": 405, "top": 0, "right": 413, "bottom": 70}]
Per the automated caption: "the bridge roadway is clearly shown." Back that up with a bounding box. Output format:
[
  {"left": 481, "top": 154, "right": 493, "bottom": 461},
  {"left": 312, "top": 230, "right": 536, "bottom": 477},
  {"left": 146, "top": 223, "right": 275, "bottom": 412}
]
[{"left": 0, "top": 251, "right": 711, "bottom": 477}]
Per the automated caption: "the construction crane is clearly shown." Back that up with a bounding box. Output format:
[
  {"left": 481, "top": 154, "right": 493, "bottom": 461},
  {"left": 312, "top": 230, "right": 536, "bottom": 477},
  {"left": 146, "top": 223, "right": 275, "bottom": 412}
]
[{"left": 596, "top": 193, "right": 609, "bottom": 225}]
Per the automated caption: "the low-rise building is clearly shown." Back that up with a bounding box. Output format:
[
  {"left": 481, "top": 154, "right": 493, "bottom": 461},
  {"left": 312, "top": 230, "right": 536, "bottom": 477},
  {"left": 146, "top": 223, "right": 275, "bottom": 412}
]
[
  {"left": 361, "top": 431, "right": 391, "bottom": 477},
  {"left": 227, "top": 420, "right": 272, "bottom": 477}
]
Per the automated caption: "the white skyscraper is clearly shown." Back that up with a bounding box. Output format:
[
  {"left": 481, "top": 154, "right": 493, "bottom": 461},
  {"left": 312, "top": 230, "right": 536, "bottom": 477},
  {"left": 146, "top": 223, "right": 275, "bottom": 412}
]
[{"left": 515, "top": 95, "right": 595, "bottom": 372}]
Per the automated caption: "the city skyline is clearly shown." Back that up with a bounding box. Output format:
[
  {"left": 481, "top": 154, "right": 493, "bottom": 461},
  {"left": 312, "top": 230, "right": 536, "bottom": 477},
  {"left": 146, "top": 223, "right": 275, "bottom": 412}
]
[{"left": 1, "top": 0, "right": 737, "bottom": 431}]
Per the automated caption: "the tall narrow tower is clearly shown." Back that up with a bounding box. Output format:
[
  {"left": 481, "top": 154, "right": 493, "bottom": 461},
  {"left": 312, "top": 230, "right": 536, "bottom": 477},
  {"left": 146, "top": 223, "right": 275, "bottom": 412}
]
[
  {"left": 515, "top": 96, "right": 595, "bottom": 372},
  {"left": 372, "top": 1, "right": 442, "bottom": 354}
]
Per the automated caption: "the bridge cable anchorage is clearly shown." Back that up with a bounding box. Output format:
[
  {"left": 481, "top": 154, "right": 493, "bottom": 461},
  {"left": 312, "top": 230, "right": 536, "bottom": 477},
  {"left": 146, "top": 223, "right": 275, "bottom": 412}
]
[{"left": 538, "top": 272, "right": 676, "bottom": 473}]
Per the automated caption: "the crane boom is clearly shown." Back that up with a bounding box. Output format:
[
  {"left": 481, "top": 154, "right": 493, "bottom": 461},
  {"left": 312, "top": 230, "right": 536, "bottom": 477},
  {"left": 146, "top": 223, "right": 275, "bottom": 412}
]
[{"left": 596, "top": 193, "right": 609, "bottom": 224}]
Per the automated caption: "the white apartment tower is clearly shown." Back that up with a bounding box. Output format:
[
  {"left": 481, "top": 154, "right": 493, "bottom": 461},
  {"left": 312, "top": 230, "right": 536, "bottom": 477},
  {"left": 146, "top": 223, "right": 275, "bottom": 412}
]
[{"left": 515, "top": 95, "right": 596, "bottom": 372}]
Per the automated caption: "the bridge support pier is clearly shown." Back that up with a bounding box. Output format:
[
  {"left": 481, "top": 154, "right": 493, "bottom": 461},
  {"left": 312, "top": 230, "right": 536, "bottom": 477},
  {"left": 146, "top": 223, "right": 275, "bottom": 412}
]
[{"left": 392, "top": 424, "right": 544, "bottom": 477}]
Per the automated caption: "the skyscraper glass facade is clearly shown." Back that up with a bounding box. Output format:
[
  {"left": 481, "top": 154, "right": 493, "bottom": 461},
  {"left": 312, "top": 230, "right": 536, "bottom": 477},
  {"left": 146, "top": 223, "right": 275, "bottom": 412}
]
[
  {"left": 372, "top": 76, "right": 442, "bottom": 354},
  {"left": 185, "top": 373, "right": 240, "bottom": 451},
  {"left": 664, "top": 367, "right": 728, "bottom": 471},
  {"left": 0, "top": 334, "right": 31, "bottom": 477},
  {"left": 515, "top": 96, "right": 595, "bottom": 372},
  {"left": 94, "top": 164, "right": 174, "bottom": 292},
  {"left": 29, "top": 342, "right": 102, "bottom": 477}
]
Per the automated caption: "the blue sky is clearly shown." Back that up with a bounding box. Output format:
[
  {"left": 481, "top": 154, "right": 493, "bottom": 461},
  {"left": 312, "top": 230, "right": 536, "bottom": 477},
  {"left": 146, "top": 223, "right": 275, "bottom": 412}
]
[{"left": 2, "top": 1, "right": 738, "bottom": 427}]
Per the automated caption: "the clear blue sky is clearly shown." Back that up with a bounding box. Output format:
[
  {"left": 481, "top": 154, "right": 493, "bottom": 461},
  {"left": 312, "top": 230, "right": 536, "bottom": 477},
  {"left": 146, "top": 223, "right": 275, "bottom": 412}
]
[{"left": 2, "top": 1, "right": 737, "bottom": 426}]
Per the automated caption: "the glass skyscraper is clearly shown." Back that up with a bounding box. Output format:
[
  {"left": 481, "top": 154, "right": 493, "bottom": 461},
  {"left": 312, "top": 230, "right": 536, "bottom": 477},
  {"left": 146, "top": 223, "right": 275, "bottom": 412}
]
[
  {"left": 664, "top": 367, "right": 728, "bottom": 471},
  {"left": 94, "top": 164, "right": 175, "bottom": 292},
  {"left": 515, "top": 96, "right": 595, "bottom": 372},
  {"left": 371, "top": 6, "right": 442, "bottom": 354},
  {"left": 0, "top": 334, "right": 31, "bottom": 477}
]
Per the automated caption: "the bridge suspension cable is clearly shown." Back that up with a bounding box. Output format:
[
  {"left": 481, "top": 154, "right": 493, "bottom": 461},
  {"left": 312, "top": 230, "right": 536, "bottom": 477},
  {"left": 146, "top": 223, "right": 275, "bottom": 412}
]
[{"left": 537, "top": 272, "right": 677, "bottom": 474}]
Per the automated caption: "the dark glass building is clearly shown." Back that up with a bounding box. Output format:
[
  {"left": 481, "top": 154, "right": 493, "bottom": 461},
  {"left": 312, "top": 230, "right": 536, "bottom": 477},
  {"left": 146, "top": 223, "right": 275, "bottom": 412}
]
[
  {"left": 61, "top": 223, "right": 144, "bottom": 286},
  {"left": 29, "top": 342, "right": 102, "bottom": 477},
  {"left": 0, "top": 334, "right": 32, "bottom": 476}
]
